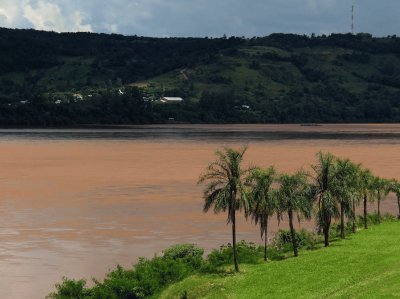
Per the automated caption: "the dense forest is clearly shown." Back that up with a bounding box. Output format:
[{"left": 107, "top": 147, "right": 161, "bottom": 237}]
[{"left": 1, "top": 27, "right": 400, "bottom": 125}]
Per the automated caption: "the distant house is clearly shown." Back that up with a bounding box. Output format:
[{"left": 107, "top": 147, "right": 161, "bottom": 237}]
[
  {"left": 160, "top": 97, "right": 184, "bottom": 103},
  {"left": 234, "top": 104, "right": 251, "bottom": 110},
  {"left": 72, "top": 93, "right": 83, "bottom": 100}
]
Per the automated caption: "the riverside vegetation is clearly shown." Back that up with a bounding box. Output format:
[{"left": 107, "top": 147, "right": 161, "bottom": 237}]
[{"left": 48, "top": 147, "right": 400, "bottom": 299}]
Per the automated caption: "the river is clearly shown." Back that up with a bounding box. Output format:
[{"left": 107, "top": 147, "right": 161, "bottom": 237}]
[{"left": 0, "top": 124, "right": 399, "bottom": 298}]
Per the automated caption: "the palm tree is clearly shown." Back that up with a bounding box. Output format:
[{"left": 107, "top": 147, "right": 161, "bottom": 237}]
[
  {"left": 311, "top": 152, "right": 340, "bottom": 247},
  {"left": 396, "top": 183, "right": 400, "bottom": 220},
  {"left": 198, "top": 146, "right": 250, "bottom": 272},
  {"left": 276, "top": 170, "right": 312, "bottom": 257},
  {"left": 247, "top": 166, "right": 276, "bottom": 261},
  {"left": 389, "top": 179, "right": 400, "bottom": 219},
  {"left": 372, "top": 177, "right": 391, "bottom": 222},
  {"left": 351, "top": 163, "right": 363, "bottom": 233},
  {"left": 335, "top": 158, "right": 358, "bottom": 239},
  {"left": 357, "top": 168, "right": 373, "bottom": 229}
]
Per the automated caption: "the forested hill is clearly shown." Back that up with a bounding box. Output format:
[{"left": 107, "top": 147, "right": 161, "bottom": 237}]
[{"left": 1, "top": 27, "right": 400, "bottom": 125}]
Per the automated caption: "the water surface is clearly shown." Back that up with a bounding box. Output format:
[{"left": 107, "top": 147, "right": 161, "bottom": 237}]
[{"left": 0, "top": 124, "right": 399, "bottom": 298}]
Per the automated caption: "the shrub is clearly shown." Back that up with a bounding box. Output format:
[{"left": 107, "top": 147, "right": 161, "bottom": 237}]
[
  {"left": 273, "top": 229, "right": 321, "bottom": 252},
  {"left": 46, "top": 278, "right": 88, "bottom": 299},
  {"left": 207, "top": 240, "right": 262, "bottom": 268},
  {"left": 163, "top": 244, "right": 204, "bottom": 268},
  {"left": 49, "top": 244, "right": 207, "bottom": 299},
  {"left": 357, "top": 212, "right": 396, "bottom": 228}
]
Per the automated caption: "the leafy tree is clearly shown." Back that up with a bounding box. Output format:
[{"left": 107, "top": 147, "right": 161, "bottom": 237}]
[
  {"left": 246, "top": 166, "right": 277, "bottom": 261},
  {"left": 198, "top": 147, "right": 251, "bottom": 272},
  {"left": 276, "top": 170, "right": 312, "bottom": 257}
]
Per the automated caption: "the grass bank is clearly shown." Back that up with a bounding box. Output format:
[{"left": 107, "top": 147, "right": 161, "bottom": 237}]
[{"left": 158, "top": 221, "right": 400, "bottom": 298}]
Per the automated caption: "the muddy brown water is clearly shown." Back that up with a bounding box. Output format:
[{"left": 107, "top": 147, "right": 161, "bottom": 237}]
[{"left": 0, "top": 124, "right": 399, "bottom": 298}]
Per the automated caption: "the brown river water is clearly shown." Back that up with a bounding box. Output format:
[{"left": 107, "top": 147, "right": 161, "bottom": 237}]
[{"left": 0, "top": 124, "right": 399, "bottom": 298}]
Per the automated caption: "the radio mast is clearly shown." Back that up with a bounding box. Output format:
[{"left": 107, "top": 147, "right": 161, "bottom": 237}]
[{"left": 351, "top": 4, "right": 355, "bottom": 34}]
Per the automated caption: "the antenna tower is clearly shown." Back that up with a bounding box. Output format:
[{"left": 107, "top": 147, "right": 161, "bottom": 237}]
[{"left": 351, "top": 4, "right": 355, "bottom": 34}]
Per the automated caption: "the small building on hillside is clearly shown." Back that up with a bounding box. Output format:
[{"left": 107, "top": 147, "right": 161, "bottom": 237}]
[
  {"left": 160, "top": 97, "right": 184, "bottom": 103},
  {"left": 72, "top": 93, "right": 83, "bottom": 101}
]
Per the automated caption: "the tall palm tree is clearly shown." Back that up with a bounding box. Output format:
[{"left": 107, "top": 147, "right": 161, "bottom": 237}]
[
  {"left": 372, "top": 177, "right": 391, "bottom": 222},
  {"left": 198, "top": 146, "right": 250, "bottom": 272},
  {"left": 247, "top": 166, "right": 276, "bottom": 261},
  {"left": 396, "top": 183, "right": 400, "bottom": 220},
  {"left": 357, "top": 168, "right": 373, "bottom": 229},
  {"left": 389, "top": 179, "right": 400, "bottom": 219},
  {"left": 276, "top": 170, "right": 312, "bottom": 257},
  {"left": 351, "top": 163, "right": 363, "bottom": 233},
  {"left": 335, "top": 158, "right": 358, "bottom": 239},
  {"left": 311, "top": 152, "right": 340, "bottom": 247}
]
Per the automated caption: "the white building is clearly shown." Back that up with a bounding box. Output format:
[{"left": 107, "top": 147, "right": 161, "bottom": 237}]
[{"left": 160, "top": 97, "right": 184, "bottom": 103}]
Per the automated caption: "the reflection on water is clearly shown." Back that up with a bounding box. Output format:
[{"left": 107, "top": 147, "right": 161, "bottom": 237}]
[
  {"left": 0, "top": 124, "right": 399, "bottom": 298},
  {"left": 1, "top": 124, "right": 400, "bottom": 142}
]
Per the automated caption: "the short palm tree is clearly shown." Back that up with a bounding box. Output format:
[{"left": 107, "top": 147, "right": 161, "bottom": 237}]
[
  {"left": 276, "top": 170, "right": 312, "bottom": 257},
  {"left": 311, "top": 152, "right": 340, "bottom": 247},
  {"left": 198, "top": 146, "right": 250, "bottom": 272},
  {"left": 247, "top": 166, "right": 276, "bottom": 261}
]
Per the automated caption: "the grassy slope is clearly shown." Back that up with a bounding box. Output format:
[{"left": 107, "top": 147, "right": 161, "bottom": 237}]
[{"left": 159, "top": 221, "right": 400, "bottom": 298}]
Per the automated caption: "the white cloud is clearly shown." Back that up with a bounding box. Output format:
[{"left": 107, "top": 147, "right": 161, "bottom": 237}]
[
  {"left": 22, "top": 0, "right": 92, "bottom": 32},
  {"left": 0, "top": 0, "right": 22, "bottom": 26},
  {"left": 0, "top": 7, "right": 9, "bottom": 21}
]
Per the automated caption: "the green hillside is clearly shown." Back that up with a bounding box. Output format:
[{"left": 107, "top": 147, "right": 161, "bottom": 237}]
[
  {"left": 159, "top": 221, "right": 400, "bottom": 298},
  {"left": 1, "top": 28, "right": 400, "bottom": 124}
]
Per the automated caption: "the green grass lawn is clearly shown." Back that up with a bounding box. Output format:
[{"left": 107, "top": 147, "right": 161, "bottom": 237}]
[{"left": 158, "top": 221, "right": 400, "bottom": 298}]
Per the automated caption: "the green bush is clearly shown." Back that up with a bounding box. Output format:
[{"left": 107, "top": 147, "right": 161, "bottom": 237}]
[
  {"left": 49, "top": 244, "right": 206, "bottom": 299},
  {"left": 207, "top": 241, "right": 262, "bottom": 268},
  {"left": 273, "top": 229, "right": 320, "bottom": 252},
  {"left": 163, "top": 244, "right": 204, "bottom": 260},
  {"left": 357, "top": 212, "right": 396, "bottom": 228},
  {"left": 46, "top": 278, "right": 88, "bottom": 299},
  {"left": 163, "top": 244, "right": 204, "bottom": 268},
  {"left": 90, "top": 265, "right": 144, "bottom": 299}
]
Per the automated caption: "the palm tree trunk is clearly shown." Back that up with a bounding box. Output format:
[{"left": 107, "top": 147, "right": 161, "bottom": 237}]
[
  {"left": 323, "top": 216, "right": 331, "bottom": 247},
  {"left": 231, "top": 208, "right": 239, "bottom": 272},
  {"left": 288, "top": 209, "right": 298, "bottom": 257},
  {"left": 397, "top": 195, "right": 400, "bottom": 220},
  {"left": 377, "top": 195, "right": 381, "bottom": 223},
  {"left": 363, "top": 194, "right": 368, "bottom": 229},
  {"left": 264, "top": 216, "right": 269, "bottom": 261},
  {"left": 352, "top": 198, "right": 357, "bottom": 233},
  {"left": 340, "top": 203, "right": 345, "bottom": 239}
]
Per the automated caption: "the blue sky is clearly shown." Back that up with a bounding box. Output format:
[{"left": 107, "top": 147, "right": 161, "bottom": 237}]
[{"left": 0, "top": 0, "right": 399, "bottom": 37}]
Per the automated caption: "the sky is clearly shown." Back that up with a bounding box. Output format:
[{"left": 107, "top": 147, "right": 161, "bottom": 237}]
[{"left": 0, "top": 0, "right": 399, "bottom": 37}]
